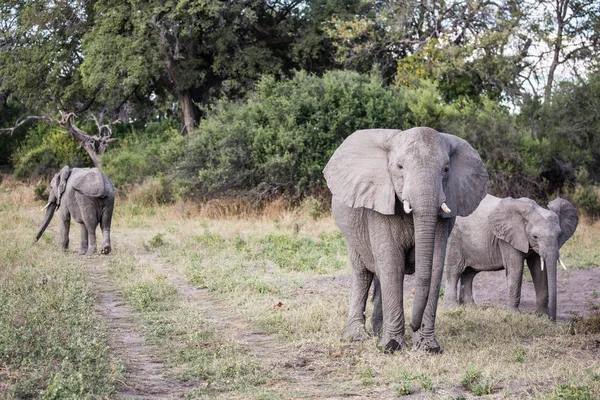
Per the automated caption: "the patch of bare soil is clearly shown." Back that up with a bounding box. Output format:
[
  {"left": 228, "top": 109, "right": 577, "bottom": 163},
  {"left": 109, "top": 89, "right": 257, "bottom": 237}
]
[
  {"left": 304, "top": 267, "right": 600, "bottom": 320},
  {"left": 455, "top": 268, "right": 600, "bottom": 320},
  {"left": 86, "top": 261, "right": 203, "bottom": 399}
]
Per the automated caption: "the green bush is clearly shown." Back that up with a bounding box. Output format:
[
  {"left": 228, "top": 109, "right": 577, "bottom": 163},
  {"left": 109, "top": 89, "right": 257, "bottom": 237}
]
[
  {"left": 12, "top": 125, "right": 90, "bottom": 178},
  {"left": 179, "top": 70, "right": 409, "bottom": 198},
  {"left": 102, "top": 119, "right": 185, "bottom": 187}
]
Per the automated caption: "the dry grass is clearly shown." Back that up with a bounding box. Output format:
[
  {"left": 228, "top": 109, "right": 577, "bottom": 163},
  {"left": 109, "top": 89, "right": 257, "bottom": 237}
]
[
  {"left": 4, "top": 177, "right": 600, "bottom": 399},
  {"left": 561, "top": 217, "right": 600, "bottom": 269}
]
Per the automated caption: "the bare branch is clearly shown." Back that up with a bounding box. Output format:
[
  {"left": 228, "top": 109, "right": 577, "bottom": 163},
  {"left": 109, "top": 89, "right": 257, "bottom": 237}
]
[{"left": 0, "top": 115, "right": 59, "bottom": 135}]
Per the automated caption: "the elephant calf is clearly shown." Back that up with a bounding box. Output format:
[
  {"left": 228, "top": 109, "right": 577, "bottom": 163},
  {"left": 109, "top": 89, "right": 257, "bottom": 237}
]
[
  {"left": 36, "top": 166, "right": 115, "bottom": 255},
  {"left": 444, "top": 194, "right": 578, "bottom": 320}
]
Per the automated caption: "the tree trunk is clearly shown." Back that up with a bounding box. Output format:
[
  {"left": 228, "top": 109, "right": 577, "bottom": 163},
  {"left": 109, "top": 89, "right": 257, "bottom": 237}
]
[{"left": 179, "top": 91, "right": 197, "bottom": 135}]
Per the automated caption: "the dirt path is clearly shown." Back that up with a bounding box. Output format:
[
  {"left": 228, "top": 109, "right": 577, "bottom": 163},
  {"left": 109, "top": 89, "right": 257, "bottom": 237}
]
[
  {"left": 127, "top": 246, "right": 387, "bottom": 399},
  {"left": 86, "top": 258, "right": 203, "bottom": 399}
]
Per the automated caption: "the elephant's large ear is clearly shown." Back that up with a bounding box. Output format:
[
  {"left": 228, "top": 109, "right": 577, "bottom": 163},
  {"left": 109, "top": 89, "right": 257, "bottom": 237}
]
[
  {"left": 323, "top": 129, "right": 399, "bottom": 215},
  {"left": 548, "top": 197, "right": 579, "bottom": 248},
  {"left": 489, "top": 198, "right": 533, "bottom": 253},
  {"left": 71, "top": 168, "right": 107, "bottom": 198},
  {"left": 56, "top": 166, "right": 71, "bottom": 206},
  {"left": 440, "top": 134, "right": 489, "bottom": 218}
]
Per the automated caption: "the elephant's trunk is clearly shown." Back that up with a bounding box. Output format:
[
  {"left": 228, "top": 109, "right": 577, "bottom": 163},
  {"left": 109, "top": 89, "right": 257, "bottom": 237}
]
[
  {"left": 36, "top": 202, "right": 57, "bottom": 241},
  {"left": 545, "top": 252, "right": 558, "bottom": 321},
  {"left": 410, "top": 205, "right": 439, "bottom": 331}
]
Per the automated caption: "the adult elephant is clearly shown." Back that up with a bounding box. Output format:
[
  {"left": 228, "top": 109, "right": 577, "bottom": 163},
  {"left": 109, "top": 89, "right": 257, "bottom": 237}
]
[
  {"left": 324, "top": 127, "right": 488, "bottom": 353},
  {"left": 443, "top": 195, "right": 578, "bottom": 320},
  {"left": 36, "top": 166, "right": 115, "bottom": 255}
]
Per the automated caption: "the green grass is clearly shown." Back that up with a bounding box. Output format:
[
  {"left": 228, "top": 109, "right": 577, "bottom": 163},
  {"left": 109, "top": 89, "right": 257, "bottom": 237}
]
[
  {"left": 105, "top": 249, "right": 271, "bottom": 398},
  {"left": 0, "top": 191, "right": 118, "bottom": 398}
]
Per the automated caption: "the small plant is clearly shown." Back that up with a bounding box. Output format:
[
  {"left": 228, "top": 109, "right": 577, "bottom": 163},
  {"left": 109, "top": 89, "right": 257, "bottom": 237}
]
[
  {"left": 552, "top": 380, "right": 593, "bottom": 399},
  {"left": 147, "top": 233, "right": 167, "bottom": 249},
  {"left": 513, "top": 347, "right": 526, "bottom": 363},
  {"left": 419, "top": 374, "right": 433, "bottom": 391},
  {"left": 471, "top": 380, "right": 494, "bottom": 396},
  {"left": 395, "top": 380, "right": 414, "bottom": 396},
  {"left": 461, "top": 364, "right": 482, "bottom": 390}
]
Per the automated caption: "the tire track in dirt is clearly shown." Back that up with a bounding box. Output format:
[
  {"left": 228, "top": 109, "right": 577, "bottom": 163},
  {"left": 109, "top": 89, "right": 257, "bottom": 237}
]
[
  {"left": 122, "top": 243, "right": 393, "bottom": 399},
  {"left": 26, "top": 210, "right": 201, "bottom": 399},
  {"left": 86, "top": 259, "right": 204, "bottom": 399}
]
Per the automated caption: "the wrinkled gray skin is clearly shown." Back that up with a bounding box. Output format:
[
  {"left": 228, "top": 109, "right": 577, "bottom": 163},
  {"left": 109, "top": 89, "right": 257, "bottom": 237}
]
[
  {"left": 36, "top": 166, "right": 115, "bottom": 255},
  {"left": 443, "top": 195, "right": 578, "bottom": 321},
  {"left": 324, "top": 128, "right": 488, "bottom": 353}
]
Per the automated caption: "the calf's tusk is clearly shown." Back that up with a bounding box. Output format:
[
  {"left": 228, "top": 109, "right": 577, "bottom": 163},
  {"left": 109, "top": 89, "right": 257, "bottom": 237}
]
[
  {"left": 441, "top": 202, "right": 451, "bottom": 214},
  {"left": 403, "top": 200, "right": 413, "bottom": 214},
  {"left": 41, "top": 202, "right": 50, "bottom": 211},
  {"left": 541, "top": 258, "right": 545, "bottom": 271},
  {"left": 559, "top": 258, "right": 567, "bottom": 270}
]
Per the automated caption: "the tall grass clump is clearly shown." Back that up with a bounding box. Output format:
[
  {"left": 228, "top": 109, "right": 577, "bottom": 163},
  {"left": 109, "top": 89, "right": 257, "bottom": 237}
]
[{"left": 0, "top": 190, "right": 117, "bottom": 398}]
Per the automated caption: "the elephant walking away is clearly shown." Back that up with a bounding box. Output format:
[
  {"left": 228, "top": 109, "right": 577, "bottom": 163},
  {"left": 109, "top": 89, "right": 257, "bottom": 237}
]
[
  {"left": 36, "top": 166, "right": 115, "bottom": 255},
  {"left": 444, "top": 195, "right": 578, "bottom": 320},
  {"left": 324, "top": 127, "right": 488, "bottom": 353}
]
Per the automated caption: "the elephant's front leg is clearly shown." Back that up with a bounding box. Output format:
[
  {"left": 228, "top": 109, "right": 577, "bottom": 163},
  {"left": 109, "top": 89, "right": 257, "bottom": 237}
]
[
  {"left": 378, "top": 265, "right": 405, "bottom": 353},
  {"left": 526, "top": 255, "right": 549, "bottom": 315},
  {"left": 500, "top": 242, "right": 525, "bottom": 311},
  {"left": 345, "top": 248, "right": 373, "bottom": 341},
  {"left": 58, "top": 214, "right": 70, "bottom": 251},
  {"left": 79, "top": 224, "right": 89, "bottom": 255},
  {"left": 412, "top": 219, "right": 449, "bottom": 354}
]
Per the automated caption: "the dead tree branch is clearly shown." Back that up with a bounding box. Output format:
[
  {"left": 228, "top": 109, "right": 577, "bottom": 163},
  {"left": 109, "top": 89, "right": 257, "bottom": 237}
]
[{"left": 0, "top": 111, "right": 118, "bottom": 170}]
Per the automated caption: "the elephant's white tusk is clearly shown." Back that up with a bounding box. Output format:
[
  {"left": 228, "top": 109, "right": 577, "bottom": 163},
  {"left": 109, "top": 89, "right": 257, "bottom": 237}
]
[
  {"left": 559, "top": 258, "right": 567, "bottom": 270},
  {"left": 441, "top": 202, "right": 451, "bottom": 214},
  {"left": 41, "top": 202, "right": 50, "bottom": 211},
  {"left": 540, "top": 258, "right": 545, "bottom": 271},
  {"left": 403, "top": 200, "right": 412, "bottom": 214}
]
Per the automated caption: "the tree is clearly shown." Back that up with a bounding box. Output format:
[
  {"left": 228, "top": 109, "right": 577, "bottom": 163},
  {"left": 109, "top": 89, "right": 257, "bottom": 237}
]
[
  {"left": 82, "top": 0, "right": 350, "bottom": 134},
  {"left": 0, "top": 111, "right": 118, "bottom": 169},
  {"left": 519, "top": 0, "right": 600, "bottom": 102},
  {"left": 327, "top": 0, "right": 532, "bottom": 102}
]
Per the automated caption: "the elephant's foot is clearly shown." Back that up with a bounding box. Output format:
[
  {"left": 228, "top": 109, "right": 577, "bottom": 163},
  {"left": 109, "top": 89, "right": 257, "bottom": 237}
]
[
  {"left": 101, "top": 245, "right": 111, "bottom": 255},
  {"left": 79, "top": 248, "right": 87, "bottom": 255},
  {"left": 412, "top": 331, "right": 443, "bottom": 354},
  {"left": 371, "top": 318, "right": 383, "bottom": 337},
  {"left": 344, "top": 324, "right": 370, "bottom": 342},
  {"left": 85, "top": 248, "right": 96, "bottom": 256},
  {"left": 443, "top": 298, "right": 460, "bottom": 309},
  {"left": 461, "top": 297, "right": 476, "bottom": 306},
  {"left": 378, "top": 335, "right": 405, "bottom": 354}
]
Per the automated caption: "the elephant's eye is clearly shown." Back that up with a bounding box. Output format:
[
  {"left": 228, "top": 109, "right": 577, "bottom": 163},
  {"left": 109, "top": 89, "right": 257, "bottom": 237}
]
[
  {"left": 532, "top": 235, "right": 539, "bottom": 240},
  {"left": 397, "top": 164, "right": 403, "bottom": 170},
  {"left": 443, "top": 165, "right": 450, "bottom": 174}
]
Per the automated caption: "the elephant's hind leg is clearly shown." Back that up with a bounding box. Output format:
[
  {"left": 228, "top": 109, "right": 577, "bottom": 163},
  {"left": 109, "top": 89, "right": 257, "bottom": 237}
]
[
  {"left": 443, "top": 262, "right": 463, "bottom": 308},
  {"left": 79, "top": 224, "right": 89, "bottom": 255},
  {"left": 99, "top": 219, "right": 111, "bottom": 255},
  {"left": 345, "top": 248, "right": 373, "bottom": 342},
  {"left": 459, "top": 267, "right": 478, "bottom": 306}
]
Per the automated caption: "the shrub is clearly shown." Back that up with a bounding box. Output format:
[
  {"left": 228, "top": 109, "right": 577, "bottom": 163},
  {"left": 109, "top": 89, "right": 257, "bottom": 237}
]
[
  {"left": 12, "top": 125, "right": 90, "bottom": 179},
  {"left": 178, "top": 70, "right": 409, "bottom": 199},
  {"left": 102, "top": 120, "right": 185, "bottom": 188}
]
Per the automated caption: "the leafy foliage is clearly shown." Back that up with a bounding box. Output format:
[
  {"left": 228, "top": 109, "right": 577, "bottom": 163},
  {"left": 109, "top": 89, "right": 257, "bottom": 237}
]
[{"left": 179, "top": 70, "right": 408, "bottom": 198}]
